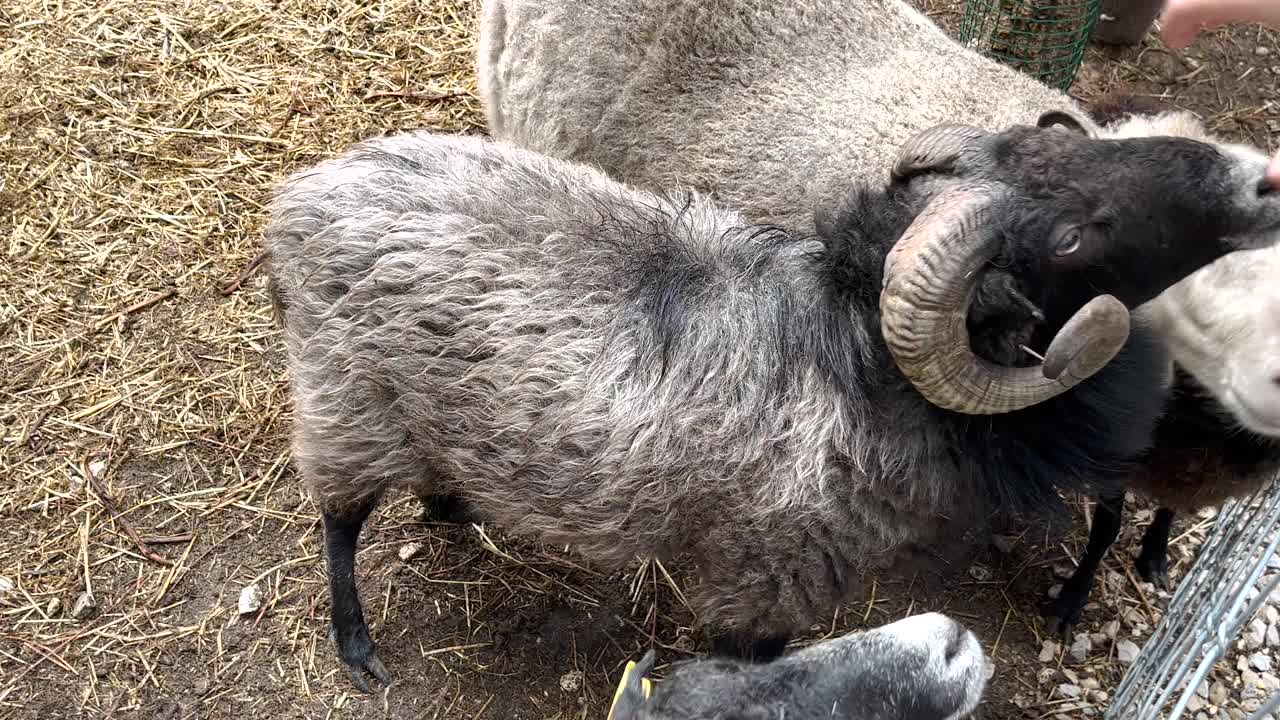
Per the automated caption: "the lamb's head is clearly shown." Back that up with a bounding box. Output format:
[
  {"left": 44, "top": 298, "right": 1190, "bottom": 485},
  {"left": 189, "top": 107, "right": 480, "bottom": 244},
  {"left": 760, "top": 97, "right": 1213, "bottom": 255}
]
[
  {"left": 610, "top": 613, "right": 990, "bottom": 720},
  {"left": 1137, "top": 244, "right": 1280, "bottom": 436},
  {"left": 878, "top": 118, "right": 1280, "bottom": 415}
]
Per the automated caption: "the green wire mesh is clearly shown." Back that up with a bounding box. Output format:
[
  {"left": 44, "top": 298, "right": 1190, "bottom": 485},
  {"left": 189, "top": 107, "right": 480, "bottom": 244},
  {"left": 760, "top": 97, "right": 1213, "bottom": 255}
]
[{"left": 956, "top": 0, "right": 1104, "bottom": 91}]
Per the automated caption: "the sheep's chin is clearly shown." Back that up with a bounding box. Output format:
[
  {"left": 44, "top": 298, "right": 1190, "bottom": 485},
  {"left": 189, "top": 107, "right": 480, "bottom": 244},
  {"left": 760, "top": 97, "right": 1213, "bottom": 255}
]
[{"left": 1221, "top": 383, "right": 1280, "bottom": 437}]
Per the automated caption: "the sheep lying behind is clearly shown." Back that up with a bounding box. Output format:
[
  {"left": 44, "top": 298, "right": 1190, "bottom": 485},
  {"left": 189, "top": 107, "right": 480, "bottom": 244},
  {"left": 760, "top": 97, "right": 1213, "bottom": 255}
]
[
  {"left": 475, "top": 0, "right": 1277, "bottom": 234},
  {"left": 265, "top": 126, "right": 1280, "bottom": 691},
  {"left": 610, "top": 612, "right": 991, "bottom": 720},
  {"left": 476, "top": 0, "right": 1092, "bottom": 234}
]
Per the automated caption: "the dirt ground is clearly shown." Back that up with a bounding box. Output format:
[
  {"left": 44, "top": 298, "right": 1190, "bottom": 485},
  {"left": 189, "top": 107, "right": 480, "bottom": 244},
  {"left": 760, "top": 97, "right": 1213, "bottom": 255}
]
[{"left": 2, "top": 0, "right": 1277, "bottom": 718}]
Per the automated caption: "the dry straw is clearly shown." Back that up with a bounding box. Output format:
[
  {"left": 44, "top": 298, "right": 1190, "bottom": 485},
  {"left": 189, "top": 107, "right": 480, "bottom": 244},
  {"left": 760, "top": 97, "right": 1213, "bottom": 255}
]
[{"left": 3, "top": 0, "right": 1279, "bottom": 718}]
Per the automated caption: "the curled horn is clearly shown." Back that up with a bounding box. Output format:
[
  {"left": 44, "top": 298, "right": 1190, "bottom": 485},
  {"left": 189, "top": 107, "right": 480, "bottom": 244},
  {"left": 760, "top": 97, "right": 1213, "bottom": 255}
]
[
  {"left": 891, "top": 124, "right": 990, "bottom": 182},
  {"left": 879, "top": 182, "right": 1131, "bottom": 415}
]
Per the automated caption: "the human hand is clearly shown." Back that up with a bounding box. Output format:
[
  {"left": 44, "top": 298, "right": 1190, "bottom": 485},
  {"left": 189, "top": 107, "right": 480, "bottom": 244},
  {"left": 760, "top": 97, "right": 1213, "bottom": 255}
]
[{"left": 1158, "top": 0, "right": 1280, "bottom": 48}]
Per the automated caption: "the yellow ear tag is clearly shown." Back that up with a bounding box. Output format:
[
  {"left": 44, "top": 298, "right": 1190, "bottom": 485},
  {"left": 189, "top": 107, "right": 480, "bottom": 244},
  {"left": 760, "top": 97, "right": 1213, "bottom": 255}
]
[{"left": 607, "top": 659, "right": 653, "bottom": 720}]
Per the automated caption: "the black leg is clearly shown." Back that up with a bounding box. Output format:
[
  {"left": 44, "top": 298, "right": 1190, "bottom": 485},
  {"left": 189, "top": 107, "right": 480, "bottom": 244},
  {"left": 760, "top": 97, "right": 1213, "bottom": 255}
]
[
  {"left": 1044, "top": 491, "right": 1125, "bottom": 639},
  {"left": 1135, "top": 507, "right": 1175, "bottom": 589},
  {"left": 710, "top": 631, "right": 791, "bottom": 663},
  {"left": 325, "top": 498, "right": 392, "bottom": 693},
  {"left": 416, "top": 492, "right": 475, "bottom": 525}
]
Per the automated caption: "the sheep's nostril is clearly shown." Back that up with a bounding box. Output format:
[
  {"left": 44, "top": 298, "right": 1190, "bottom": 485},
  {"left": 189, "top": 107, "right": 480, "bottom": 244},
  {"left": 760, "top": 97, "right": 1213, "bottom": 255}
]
[
  {"left": 1259, "top": 177, "right": 1276, "bottom": 198},
  {"left": 1271, "top": 374, "right": 1280, "bottom": 389}
]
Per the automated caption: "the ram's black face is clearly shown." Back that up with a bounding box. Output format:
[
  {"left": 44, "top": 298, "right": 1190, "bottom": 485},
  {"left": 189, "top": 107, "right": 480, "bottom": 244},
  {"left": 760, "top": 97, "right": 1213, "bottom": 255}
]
[{"left": 965, "top": 125, "right": 1280, "bottom": 367}]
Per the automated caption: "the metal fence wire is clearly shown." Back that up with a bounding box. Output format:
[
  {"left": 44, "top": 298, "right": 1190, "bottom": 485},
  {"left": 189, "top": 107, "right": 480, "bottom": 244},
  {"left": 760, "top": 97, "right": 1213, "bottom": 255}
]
[
  {"left": 956, "top": 0, "right": 1103, "bottom": 91},
  {"left": 1105, "top": 477, "right": 1280, "bottom": 720}
]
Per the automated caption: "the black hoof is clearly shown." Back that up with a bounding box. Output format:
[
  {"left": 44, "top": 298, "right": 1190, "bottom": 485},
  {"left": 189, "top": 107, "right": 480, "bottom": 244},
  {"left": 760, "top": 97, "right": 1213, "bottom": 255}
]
[
  {"left": 1041, "top": 594, "right": 1086, "bottom": 642},
  {"left": 331, "top": 623, "right": 392, "bottom": 693},
  {"left": 1042, "top": 612, "right": 1075, "bottom": 642},
  {"left": 1135, "top": 552, "right": 1171, "bottom": 590}
]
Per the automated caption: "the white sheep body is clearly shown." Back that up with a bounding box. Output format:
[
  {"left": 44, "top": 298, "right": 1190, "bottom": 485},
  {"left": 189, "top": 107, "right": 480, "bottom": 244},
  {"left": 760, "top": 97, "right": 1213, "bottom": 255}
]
[{"left": 478, "top": 0, "right": 1097, "bottom": 234}]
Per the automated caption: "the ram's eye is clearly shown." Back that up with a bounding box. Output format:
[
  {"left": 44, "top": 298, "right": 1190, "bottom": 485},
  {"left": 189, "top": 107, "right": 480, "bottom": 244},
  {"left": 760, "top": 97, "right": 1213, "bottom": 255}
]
[{"left": 1055, "top": 228, "right": 1082, "bottom": 257}]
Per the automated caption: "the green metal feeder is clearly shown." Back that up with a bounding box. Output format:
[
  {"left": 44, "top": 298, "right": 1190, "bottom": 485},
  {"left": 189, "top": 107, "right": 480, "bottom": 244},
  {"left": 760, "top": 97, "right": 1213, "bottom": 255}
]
[{"left": 956, "top": 0, "right": 1104, "bottom": 91}]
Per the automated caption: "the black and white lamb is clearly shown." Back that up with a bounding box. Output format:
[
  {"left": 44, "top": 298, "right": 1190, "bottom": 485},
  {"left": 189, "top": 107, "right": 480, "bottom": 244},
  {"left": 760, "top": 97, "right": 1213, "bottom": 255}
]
[
  {"left": 610, "top": 612, "right": 990, "bottom": 720},
  {"left": 264, "top": 125, "right": 1280, "bottom": 691}
]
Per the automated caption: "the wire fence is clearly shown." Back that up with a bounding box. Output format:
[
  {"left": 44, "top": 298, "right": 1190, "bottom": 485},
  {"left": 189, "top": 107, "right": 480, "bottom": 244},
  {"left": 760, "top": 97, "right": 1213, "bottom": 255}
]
[
  {"left": 1105, "top": 477, "right": 1280, "bottom": 720},
  {"left": 957, "top": 0, "right": 1103, "bottom": 90}
]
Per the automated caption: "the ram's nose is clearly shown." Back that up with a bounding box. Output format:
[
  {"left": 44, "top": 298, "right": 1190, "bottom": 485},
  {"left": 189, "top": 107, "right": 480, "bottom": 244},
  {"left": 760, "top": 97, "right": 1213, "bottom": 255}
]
[{"left": 1264, "top": 153, "right": 1280, "bottom": 196}]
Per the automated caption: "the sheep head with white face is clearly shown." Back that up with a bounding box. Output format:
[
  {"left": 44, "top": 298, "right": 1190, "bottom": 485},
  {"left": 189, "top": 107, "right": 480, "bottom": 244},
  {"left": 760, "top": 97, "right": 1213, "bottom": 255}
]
[
  {"left": 1138, "top": 242, "right": 1280, "bottom": 436},
  {"left": 610, "top": 613, "right": 991, "bottom": 720}
]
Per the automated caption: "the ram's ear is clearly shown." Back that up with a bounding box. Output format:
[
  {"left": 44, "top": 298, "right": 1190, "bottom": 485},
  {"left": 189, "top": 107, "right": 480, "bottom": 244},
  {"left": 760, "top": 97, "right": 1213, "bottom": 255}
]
[
  {"left": 608, "top": 650, "right": 657, "bottom": 720},
  {"left": 1036, "top": 110, "right": 1094, "bottom": 137}
]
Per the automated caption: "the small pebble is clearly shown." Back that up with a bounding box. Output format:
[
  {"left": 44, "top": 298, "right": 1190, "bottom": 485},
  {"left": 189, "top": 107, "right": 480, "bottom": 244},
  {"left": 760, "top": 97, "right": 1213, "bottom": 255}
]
[
  {"left": 237, "top": 584, "right": 261, "bottom": 615},
  {"left": 1088, "top": 690, "right": 1109, "bottom": 704},
  {"left": 559, "top": 670, "right": 584, "bottom": 693},
  {"left": 1188, "top": 694, "right": 1206, "bottom": 713},
  {"left": 1069, "top": 634, "right": 1091, "bottom": 665},
  {"left": 71, "top": 591, "right": 97, "bottom": 620},
  {"left": 1103, "top": 620, "right": 1121, "bottom": 641},
  {"left": 968, "top": 565, "right": 993, "bottom": 582},
  {"left": 0, "top": 577, "right": 13, "bottom": 598},
  {"left": 1082, "top": 678, "right": 1100, "bottom": 691},
  {"left": 1089, "top": 632, "right": 1109, "bottom": 647},
  {"left": 1039, "top": 641, "right": 1060, "bottom": 663},
  {"left": 1243, "top": 619, "right": 1267, "bottom": 651},
  {"left": 1243, "top": 669, "right": 1263, "bottom": 700},
  {"left": 1117, "top": 639, "right": 1141, "bottom": 664},
  {"left": 1048, "top": 584, "right": 1063, "bottom": 600},
  {"left": 1258, "top": 46, "right": 1272, "bottom": 56},
  {"left": 1268, "top": 625, "right": 1280, "bottom": 648},
  {"left": 1251, "top": 652, "right": 1273, "bottom": 672},
  {"left": 1052, "top": 562, "right": 1077, "bottom": 580},
  {"left": 1210, "top": 681, "right": 1229, "bottom": 706},
  {"left": 1058, "top": 683, "right": 1082, "bottom": 699},
  {"left": 1262, "top": 672, "right": 1280, "bottom": 691},
  {"left": 398, "top": 542, "right": 424, "bottom": 562}
]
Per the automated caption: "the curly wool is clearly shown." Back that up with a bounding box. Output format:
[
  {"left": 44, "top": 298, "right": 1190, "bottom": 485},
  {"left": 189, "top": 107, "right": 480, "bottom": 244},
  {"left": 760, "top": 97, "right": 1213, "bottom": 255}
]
[{"left": 266, "top": 131, "right": 1168, "bottom": 637}]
